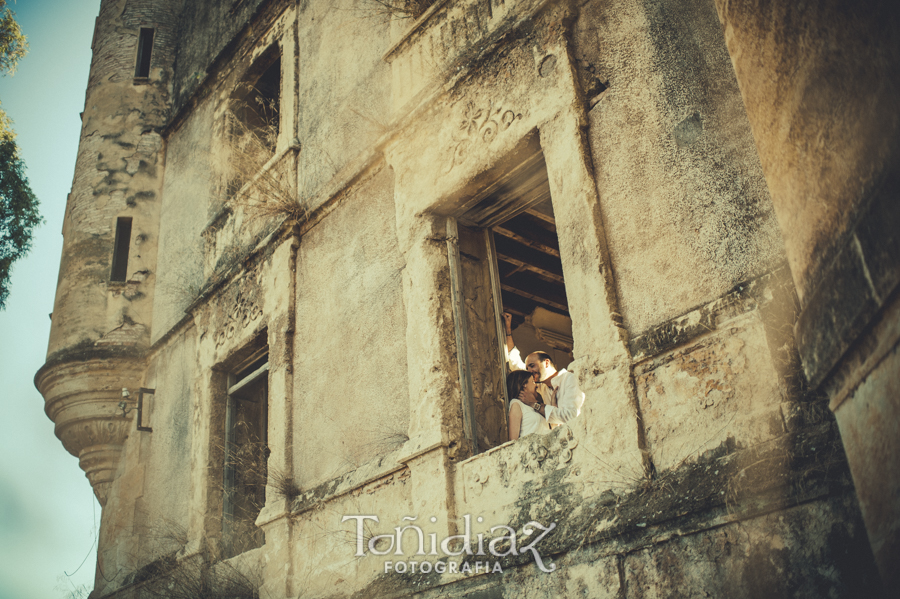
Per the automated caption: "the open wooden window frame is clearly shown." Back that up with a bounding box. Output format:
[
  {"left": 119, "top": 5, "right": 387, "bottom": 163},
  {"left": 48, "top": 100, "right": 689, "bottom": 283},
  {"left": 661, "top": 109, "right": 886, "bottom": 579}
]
[{"left": 447, "top": 135, "right": 574, "bottom": 454}]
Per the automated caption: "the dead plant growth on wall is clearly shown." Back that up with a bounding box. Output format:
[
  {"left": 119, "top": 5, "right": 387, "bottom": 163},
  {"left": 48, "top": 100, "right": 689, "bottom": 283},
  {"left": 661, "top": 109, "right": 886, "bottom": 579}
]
[
  {"left": 362, "top": 0, "right": 437, "bottom": 20},
  {"left": 222, "top": 107, "right": 305, "bottom": 222},
  {"left": 123, "top": 510, "right": 265, "bottom": 599},
  {"left": 140, "top": 556, "right": 263, "bottom": 599},
  {"left": 214, "top": 433, "right": 302, "bottom": 558}
]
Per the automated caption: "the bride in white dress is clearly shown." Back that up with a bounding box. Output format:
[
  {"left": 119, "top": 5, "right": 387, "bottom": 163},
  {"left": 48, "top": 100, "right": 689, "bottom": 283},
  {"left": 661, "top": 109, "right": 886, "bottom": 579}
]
[{"left": 507, "top": 370, "right": 551, "bottom": 441}]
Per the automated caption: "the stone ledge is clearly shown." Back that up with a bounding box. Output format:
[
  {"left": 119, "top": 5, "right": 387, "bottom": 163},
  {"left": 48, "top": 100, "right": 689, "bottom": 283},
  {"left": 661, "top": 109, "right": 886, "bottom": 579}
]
[
  {"left": 796, "top": 169, "right": 900, "bottom": 389},
  {"left": 39, "top": 341, "right": 146, "bottom": 377},
  {"left": 630, "top": 269, "right": 790, "bottom": 363},
  {"left": 291, "top": 452, "right": 412, "bottom": 516}
]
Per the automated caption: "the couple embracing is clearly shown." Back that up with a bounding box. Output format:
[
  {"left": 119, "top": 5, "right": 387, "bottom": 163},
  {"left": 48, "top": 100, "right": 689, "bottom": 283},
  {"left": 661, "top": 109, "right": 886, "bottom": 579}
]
[{"left": 503, "top": 313, "right": 584, "bottom": 441}]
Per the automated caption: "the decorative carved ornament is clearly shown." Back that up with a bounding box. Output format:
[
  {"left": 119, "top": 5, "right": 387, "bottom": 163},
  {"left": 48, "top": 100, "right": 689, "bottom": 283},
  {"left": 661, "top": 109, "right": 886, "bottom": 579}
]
[
  {"left": 58, "top": 419, "right": 130, "bottom": 456},
  {"left": 533, "top": 426, "right": 579, "bottom": 468},
  {"left": 447, "top": 100, "right": 523, "bottom": 173},
  {"left": 214, "top": 289, "right": 263, "bottom": 348},
  {"left": 79, "top": 442, "right": 127, "bottom": 506},
  {"left": 466, "top": 426, "right": 580, "bottom": 497}
]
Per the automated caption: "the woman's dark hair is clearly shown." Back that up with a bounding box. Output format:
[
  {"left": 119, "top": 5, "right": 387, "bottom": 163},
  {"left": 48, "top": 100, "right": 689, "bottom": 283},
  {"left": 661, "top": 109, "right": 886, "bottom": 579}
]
[{"left": 507, "top": 370, "right": 534, "bottom": 403}]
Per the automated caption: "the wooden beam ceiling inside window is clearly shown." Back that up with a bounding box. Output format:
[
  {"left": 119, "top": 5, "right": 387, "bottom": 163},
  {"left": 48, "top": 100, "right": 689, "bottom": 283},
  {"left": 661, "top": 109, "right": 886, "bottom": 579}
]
[
  {"left": 456, "top": 138, "right": 570, "bottom": 327},
  {"left": 493, "top": 197, "right": 568, "bottom": 323}
]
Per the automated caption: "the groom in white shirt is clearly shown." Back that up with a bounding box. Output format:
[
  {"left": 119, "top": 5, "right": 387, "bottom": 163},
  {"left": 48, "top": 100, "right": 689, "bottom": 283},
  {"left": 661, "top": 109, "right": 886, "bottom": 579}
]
[
  {"left": 503, "top": 312, "right": 585, "bottom": 425},
  {"left": 523, "top": 351, "right": 584, "bottom": 425}
]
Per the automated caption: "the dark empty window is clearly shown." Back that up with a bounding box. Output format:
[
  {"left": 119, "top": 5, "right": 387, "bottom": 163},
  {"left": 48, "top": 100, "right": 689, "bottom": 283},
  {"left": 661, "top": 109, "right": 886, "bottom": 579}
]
[
  {"left": 232, "top": 52, "right": 281, "bottom": 152},
  {"left": 226, "top": 50, "right": 282, "bottom": 197},
  {"left": 110, "top": 217, "right": 132, "bottom": 282},
  {"left": 135, "top": 28, "right": 154, "bottom": 78}
]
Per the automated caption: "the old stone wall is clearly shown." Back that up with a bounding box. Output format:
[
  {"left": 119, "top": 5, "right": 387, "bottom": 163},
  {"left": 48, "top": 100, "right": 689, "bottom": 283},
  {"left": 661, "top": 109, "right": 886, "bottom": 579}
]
[
  {"left": 93, "top": 327, "right": 197, "bottom": 598},
  {"left": 37, "top": 0, "right": 181, "bottom": 525},
  {"left": 170, "top": 0, "right": 272, "bottom": 111},
  {"left": 154, "top": 2, "right": 296, "bottom": 341},
  {"left": 151, "top": 96, "right": 213, "bottom": 339},
  {"left": 574, "top": 0, "right": 783, "bottom": 336},
  {"left": 294, "top": 0, "right": 393, "bottom": 201},
  {"left": 714, "top": 0, "right": 900, "bottom": 307},
  {"left": 293, "top": 165, "right": 409, "bottom": 488},
  {"left": 713, "top": 0, "right": 900, "bottom": 589},
  {"left": 49, "top": 0, "right": 178, "bottom": 358},
  {"left": 37, "top": 0, "right": 895, "bottom": 597}
]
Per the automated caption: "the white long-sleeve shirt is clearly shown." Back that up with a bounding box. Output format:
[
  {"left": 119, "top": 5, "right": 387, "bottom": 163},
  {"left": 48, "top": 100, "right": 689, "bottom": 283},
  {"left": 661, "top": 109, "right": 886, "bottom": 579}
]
[
  {"left": 506, "top": 346, "right": 526, "bottom": 370},
  {"left": 544, "top": 369, "right": 584, "bottom": 425}
]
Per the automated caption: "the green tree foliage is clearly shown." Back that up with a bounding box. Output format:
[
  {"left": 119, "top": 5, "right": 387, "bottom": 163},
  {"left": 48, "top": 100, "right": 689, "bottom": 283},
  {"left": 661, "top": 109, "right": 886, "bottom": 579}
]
[
  {"left": 0, "top": 108, "right": 40, "bottom": 309},
  {"left": 0, "top": 0, "right": 38, "bottom": 310},
  {"left": 0, "top": 1, "right": 26, "bottom": 74}
]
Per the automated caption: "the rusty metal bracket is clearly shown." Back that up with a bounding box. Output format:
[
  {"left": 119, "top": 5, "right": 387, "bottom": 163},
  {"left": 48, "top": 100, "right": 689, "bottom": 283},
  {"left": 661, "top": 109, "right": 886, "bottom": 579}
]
[{"left": 137, "top": 388, "right": 154, "bottom": 432}]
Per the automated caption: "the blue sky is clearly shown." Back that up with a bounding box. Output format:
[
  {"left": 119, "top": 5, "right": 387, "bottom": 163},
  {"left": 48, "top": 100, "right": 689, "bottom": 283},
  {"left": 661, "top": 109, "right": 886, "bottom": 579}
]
[{"left": 0, "top": 1, "right": 102, "bottom": 598}]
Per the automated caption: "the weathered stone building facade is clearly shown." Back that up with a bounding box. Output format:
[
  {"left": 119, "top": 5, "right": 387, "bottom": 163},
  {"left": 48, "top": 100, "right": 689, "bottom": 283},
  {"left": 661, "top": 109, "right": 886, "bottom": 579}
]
[{"left": 35, "top": 0, "right": 898, "bottom": 596}]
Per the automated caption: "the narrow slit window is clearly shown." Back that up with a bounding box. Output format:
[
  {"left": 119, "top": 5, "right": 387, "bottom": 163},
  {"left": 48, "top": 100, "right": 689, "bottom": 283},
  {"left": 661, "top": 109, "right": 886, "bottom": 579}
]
[
  {"left": 135, "top": 28, "right": 154, "bottom": 78},
  {"left": 111, "top": 217, "right": 132, "bottom": 282}
]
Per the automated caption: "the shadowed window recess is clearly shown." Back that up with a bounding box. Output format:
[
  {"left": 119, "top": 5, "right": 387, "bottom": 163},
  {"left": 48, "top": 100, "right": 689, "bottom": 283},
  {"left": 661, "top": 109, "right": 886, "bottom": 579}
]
[
  {"left": 231, "top": 49, "right": 281, "bottom": 152},
  {"left": 134, "top": 28, "right": 154, "bottom": 78},
  {"left": 223, "top": 350, "right": 269, "bottom": 559},
  {"left": 225, "top": 47, "right": 282, "bottom": 198}
]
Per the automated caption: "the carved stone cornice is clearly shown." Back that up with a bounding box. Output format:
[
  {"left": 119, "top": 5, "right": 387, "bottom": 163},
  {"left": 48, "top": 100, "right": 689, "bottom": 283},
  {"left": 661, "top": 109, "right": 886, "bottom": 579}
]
[
  {"left": 35, "top": 356, "right": 146, "bottom": 505},
  {"left": 383, "top": 0, "right": 553, "bottom": 109},
  {"left": 79, "top": 443, "right": 127, "bottom": 507}
]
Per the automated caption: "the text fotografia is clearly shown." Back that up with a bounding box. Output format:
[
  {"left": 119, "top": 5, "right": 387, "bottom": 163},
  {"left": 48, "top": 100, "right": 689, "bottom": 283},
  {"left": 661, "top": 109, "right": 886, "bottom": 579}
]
[
  {"left": 385, "top": 560, "right": 502, "bottom": 575},
  {"left": 341, "top": 514, "right": 558, "bottom": 574}
]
